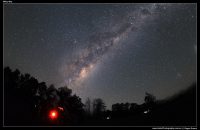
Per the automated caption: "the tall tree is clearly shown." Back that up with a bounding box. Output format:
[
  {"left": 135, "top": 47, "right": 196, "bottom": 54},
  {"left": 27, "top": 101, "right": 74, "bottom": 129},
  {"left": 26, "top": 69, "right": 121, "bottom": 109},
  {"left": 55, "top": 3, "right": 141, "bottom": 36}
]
[
  {"left": 144, "top": 92, "right": 156, "bottom": 110},
  {"left": 92, "top": 98, "right": 106, "bottom": 119},
  {"left": 85, "top": 97, "right": 91, "bottom": 115}
]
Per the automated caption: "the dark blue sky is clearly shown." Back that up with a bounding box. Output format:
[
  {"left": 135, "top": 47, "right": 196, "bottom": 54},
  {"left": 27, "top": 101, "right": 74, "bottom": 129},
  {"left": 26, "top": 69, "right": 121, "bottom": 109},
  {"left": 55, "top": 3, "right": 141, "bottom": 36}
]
[{"left": 4, "top": 3, "right": 196, "bottom": 109}]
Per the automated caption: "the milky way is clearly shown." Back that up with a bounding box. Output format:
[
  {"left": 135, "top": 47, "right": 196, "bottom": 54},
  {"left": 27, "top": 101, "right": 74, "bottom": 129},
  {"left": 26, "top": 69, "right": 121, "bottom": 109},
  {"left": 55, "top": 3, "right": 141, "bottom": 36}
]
[{"left": 62, "top": 4, "right": 158, "bottom": 86}]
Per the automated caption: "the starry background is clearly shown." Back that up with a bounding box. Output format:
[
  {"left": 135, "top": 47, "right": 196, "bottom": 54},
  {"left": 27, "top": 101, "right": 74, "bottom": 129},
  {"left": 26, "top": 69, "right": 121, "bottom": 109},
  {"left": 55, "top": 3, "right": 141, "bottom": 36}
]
[{"left": 4, "top": 3, "right": 196, "bottom": 109}]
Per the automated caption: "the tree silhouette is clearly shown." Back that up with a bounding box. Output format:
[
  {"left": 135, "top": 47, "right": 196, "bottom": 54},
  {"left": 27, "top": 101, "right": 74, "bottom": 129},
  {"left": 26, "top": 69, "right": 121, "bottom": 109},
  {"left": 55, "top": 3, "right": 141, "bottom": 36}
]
[
  {"left": 144, "top": 92, "right": 156, "bottom": 110},
  {"left": 85, "top": 97, "right": 92, "bottom": 116},
  {"left": 92, "top": 98, "right": 106, "bottom": 119},
  {"left": 124, "top": 102, "right": 130, "bottom": 111},
  {"left": 4, "top": 67, "right": 85, "bottom": 126},
  {"left": 56, "top": 86, "right": 84, "bottom": 125},
  {"left": 112, "top": 103, "right": 121, "bottom": 112},
  {"left": 4, "top": 66, "right": 196, "bottom": 126},
  {"left": 144, "top": 92, "right": 156, "bottom": 104},
  {"left": 4, "top": 67, "right": 40, "bottom": 125}
]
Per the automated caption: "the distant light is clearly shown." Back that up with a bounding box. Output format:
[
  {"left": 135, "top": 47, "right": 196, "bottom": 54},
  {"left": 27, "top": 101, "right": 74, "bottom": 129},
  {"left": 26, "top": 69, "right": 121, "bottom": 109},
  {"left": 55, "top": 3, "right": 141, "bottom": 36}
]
[
  {"left": 144, "top": 111, "right": 148, "bottom": 114},
  {"left": 144, "top": 109, "right": 150, "bottom": 114},
  {"left": 106, "top": 116, "right": 110, "bottom": 120},
  {"left": 49, "top": 110, "right": 58, "bottom": 120},
  {"left": 58, "top": 106, "right": 64, "bottom": 111}
]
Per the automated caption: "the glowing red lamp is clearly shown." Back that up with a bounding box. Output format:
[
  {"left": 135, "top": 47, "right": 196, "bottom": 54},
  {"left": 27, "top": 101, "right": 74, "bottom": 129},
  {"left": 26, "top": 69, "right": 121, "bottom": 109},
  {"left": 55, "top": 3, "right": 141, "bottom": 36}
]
[{"left": 49, "top": 110, "right": 58, "bottom": 120}]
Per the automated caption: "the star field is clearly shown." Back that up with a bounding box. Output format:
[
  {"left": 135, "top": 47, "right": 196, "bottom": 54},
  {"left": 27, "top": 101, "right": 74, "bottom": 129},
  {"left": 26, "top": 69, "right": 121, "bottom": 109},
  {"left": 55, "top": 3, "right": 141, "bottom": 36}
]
[{"left": 4, "top": 3, "right": 196, "bottom": 109}]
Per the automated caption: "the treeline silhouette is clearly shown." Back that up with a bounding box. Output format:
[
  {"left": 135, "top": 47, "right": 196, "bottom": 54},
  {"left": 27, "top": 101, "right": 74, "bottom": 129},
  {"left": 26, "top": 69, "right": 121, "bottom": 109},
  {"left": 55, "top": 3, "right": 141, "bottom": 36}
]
[
  {"left": 4, "top": 67, "right": 84, "bottom": 126},
  {"left": 4, "top": 67, "right": 196, "bottom": 126}
]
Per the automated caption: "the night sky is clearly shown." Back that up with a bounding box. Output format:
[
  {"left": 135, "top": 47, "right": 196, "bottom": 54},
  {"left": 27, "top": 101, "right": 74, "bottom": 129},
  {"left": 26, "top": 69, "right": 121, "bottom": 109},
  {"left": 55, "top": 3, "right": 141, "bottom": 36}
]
[{"left": 4, "top": 3, "right": 196, "bottom": 109}]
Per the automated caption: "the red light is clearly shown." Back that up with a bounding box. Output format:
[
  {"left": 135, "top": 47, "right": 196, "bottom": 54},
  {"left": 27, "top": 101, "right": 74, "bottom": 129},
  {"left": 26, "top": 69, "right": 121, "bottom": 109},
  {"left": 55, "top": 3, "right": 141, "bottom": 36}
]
[{"left": 49, "top": 110, "right": 58, "bottom": 120}]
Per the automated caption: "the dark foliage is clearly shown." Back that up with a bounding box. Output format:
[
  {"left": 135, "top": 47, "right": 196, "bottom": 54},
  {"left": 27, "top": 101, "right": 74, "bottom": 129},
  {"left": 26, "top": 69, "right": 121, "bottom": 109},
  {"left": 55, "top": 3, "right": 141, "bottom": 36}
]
[
  {"left": 4, "top": 67, "right": 84, "bottom": 126},
  {"left": 4, "top": 66, "right": 196, "bottom": 126}
]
